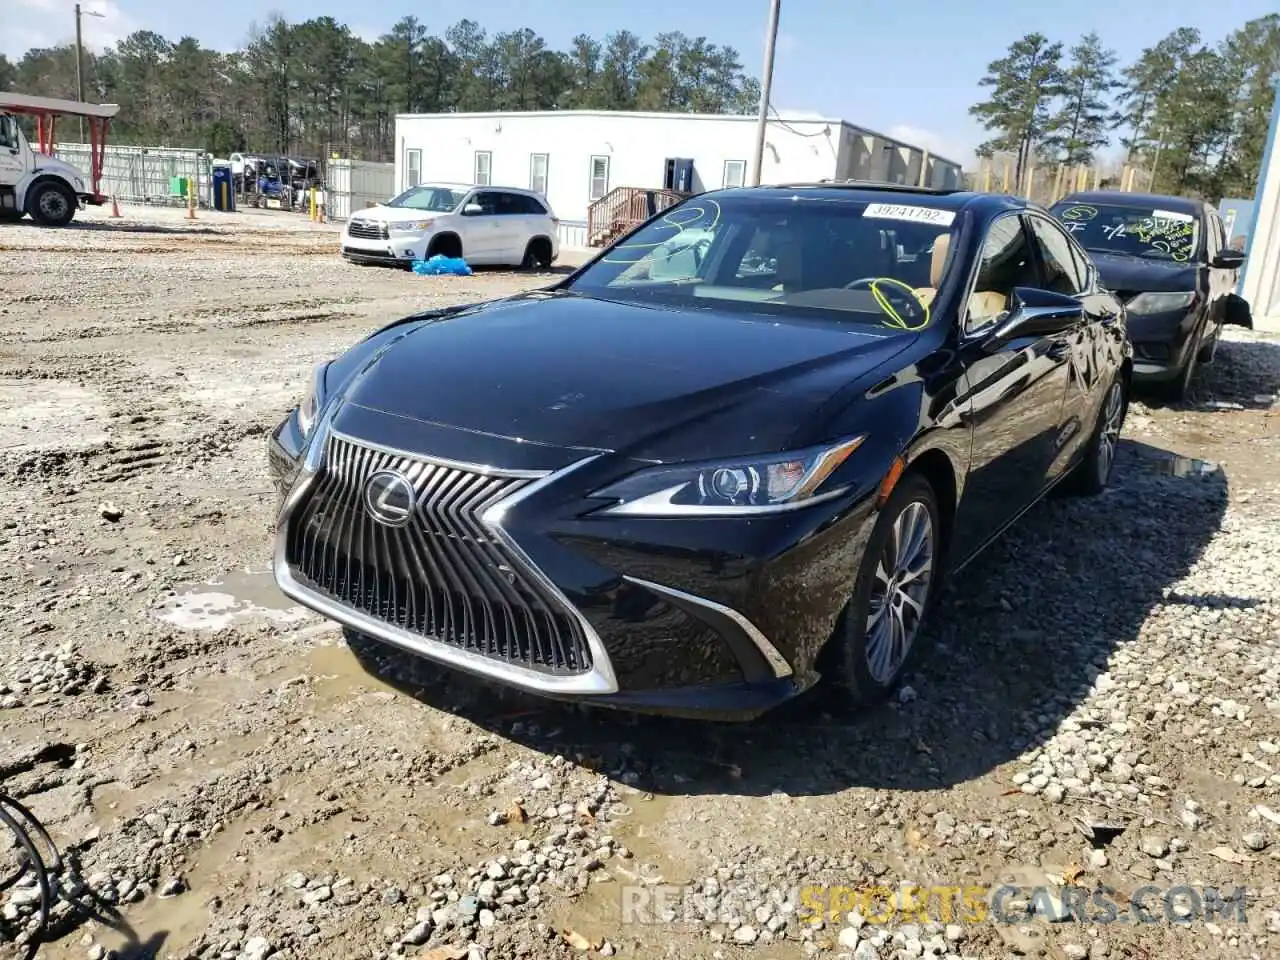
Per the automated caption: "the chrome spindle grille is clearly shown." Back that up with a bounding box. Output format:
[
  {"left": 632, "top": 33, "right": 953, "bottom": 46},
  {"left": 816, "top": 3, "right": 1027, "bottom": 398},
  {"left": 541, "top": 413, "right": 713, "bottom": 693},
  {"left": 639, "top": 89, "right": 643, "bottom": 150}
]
[
  {"left": 285, "top": 435, "right": 593, "bottom": 675},
  {"left": 347, "top": 220, "right": 388, "bottom": 241}
]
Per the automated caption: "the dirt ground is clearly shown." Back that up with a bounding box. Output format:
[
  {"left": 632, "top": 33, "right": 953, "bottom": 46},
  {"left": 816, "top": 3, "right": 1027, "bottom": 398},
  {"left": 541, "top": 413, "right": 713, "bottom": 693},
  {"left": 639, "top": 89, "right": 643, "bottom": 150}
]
[{"left": 1, "top": 205, "right": 1279, "bottom": 960}]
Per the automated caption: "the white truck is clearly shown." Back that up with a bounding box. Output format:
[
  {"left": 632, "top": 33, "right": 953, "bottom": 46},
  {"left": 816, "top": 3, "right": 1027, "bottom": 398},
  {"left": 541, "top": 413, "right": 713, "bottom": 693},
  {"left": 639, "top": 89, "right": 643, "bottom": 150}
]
[{"left": 0, "top": 93, "right": 121, "bottom": 226}]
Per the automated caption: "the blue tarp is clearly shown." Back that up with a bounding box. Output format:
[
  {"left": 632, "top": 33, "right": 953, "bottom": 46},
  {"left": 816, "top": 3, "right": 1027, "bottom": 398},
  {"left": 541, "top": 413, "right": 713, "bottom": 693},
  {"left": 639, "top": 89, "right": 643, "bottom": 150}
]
[{"left": 412, "top": 254, "right": 472, "bottom": 276}]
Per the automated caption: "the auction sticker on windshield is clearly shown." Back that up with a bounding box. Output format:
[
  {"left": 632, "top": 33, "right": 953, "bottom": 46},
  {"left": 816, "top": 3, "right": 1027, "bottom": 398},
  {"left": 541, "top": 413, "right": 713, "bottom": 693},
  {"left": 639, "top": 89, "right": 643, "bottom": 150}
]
[
  {"left": 862, "top": 203, "right": 956, "bottom": 227},
  {"left": 1151, "top": 209, "right": 1195, "bottom": 222}
]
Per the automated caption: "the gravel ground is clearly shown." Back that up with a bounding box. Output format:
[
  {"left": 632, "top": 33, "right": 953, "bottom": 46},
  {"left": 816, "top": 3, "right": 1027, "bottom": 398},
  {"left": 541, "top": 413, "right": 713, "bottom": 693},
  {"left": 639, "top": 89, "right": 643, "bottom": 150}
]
[{"left": 1, "top": 206, "right": 1278, "bottom": 960}]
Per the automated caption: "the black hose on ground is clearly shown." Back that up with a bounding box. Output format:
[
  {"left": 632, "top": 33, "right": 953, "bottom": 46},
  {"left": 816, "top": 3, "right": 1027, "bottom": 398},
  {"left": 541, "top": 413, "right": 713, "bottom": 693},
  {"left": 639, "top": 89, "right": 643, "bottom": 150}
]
[{"left": 0, "top": 792, "right": 62, "bottom": 960}]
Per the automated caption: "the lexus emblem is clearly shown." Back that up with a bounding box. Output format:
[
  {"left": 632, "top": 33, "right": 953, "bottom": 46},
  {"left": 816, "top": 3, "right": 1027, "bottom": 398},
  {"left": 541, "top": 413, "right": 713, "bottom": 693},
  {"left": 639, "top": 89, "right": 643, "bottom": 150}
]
[{"left": 363, "top": 470, "right": 416, "bottom": 527}]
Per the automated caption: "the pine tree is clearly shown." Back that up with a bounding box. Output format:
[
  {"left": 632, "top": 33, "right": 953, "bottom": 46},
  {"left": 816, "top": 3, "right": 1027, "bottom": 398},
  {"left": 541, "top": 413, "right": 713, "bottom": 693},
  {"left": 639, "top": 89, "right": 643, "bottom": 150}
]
[{"left": 969, "top": 33, "right": 1067, "bottom": 188}]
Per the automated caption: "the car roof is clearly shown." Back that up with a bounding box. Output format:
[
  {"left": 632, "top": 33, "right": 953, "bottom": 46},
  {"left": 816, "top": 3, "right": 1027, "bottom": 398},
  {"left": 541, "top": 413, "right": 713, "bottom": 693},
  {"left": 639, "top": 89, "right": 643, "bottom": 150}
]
[
  {"left": 1054, "top": 191, "right": 1204, "bottom": 214},
  {"left": 717, "top": 181, "right": 1030, "bottom": 215}
]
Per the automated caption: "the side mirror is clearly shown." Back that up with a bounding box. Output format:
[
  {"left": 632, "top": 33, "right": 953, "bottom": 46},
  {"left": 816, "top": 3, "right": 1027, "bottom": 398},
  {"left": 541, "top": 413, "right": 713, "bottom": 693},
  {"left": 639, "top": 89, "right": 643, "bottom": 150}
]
[
  {"left": 1211, "top": 249, "right": 1246, "bottom": 269},
  {"left": 982, "top": 286, "right": 1083, "bottom": 350},
  {"left": 462, "top": 203, "right": 484, "bottom": 216}
]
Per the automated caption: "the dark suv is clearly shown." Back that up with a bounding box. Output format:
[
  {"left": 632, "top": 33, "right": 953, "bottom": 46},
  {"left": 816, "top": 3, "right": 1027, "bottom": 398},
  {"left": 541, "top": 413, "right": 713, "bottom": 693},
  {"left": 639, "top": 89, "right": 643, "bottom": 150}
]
[{"left": 1049, "top": 191, "right": 1251, "bottom": 399}]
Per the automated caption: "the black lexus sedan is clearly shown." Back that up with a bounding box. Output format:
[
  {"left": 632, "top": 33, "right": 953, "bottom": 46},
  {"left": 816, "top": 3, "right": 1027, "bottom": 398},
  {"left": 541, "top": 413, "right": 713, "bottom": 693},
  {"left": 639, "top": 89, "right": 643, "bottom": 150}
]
[
  {"left": 1049, "top": 191, "right": 1250, "bottom": 399},
  {"left": 267, "top": 183, "right": 1131, "bottom": 721}
]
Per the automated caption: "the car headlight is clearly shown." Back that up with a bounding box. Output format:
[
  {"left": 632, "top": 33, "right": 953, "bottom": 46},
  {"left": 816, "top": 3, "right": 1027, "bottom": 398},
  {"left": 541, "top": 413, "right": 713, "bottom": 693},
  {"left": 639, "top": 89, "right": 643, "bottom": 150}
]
[
  {"left": 389, "top": 220, "right": 434, "bottom": 233},
  {"left": 296, "top": 362, "right": 329, "bottom": 437},
  {"left": 1126, "top": 291, "right": 1195, "bottom": 315},
  {"left": 589, "top": 436, "right": 866, "bottom": 517}
]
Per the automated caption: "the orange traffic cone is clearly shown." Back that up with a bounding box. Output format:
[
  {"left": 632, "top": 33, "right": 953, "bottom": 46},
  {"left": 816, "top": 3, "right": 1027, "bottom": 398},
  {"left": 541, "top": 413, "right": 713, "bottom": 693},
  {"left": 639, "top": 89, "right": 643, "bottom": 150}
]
[{"left": 110, "top": 195, "right": 122, "bottom": 217}]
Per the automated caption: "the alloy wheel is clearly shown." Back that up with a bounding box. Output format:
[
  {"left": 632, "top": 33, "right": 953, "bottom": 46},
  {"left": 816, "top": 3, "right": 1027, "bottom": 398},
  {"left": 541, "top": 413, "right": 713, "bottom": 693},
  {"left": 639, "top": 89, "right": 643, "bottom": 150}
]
[
  {"left": 1096, "top": 380, "right": 1125, "bottom": 485},
  {"left": 864, "top": 500, "right": 935, "bottom": 684}
]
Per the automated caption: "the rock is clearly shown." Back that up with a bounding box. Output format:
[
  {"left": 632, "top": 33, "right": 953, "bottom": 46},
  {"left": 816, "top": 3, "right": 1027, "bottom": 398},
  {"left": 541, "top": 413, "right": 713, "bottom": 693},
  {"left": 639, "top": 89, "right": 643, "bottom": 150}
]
[
  {"left": 1063, "top": 944, "right": 1088, "bottom": 960},
  {"left": 838, "top": 926, "right": 861, "bottom": 948},
  {"left": 241, "top": 936, "right": 272, "bottom": 960},
  {"left": 158, "top": 877, "right": 185, "bottom": 898},
  {"left": 1139, "top": 836, "right": 1168, "bottom": 858},
  {"left": 1242, "top": 832, "right": 1269, "bottom": 852},
  {"left": 732, "top": 924, "right": 758, "bottom": 944},
  {"left": 401, "top": 922, "right": 431, "bottom": 945},
  {"left": 478, "top": 909, "right": 497, "bottom": 928}
]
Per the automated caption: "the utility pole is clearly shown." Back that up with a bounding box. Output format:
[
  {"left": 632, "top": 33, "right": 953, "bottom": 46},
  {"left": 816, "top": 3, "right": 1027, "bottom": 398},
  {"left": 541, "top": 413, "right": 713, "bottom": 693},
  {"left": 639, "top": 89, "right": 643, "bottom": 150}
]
[
  {"left": 750, "top": 0, "right": 781, "bottom": 186},
  {"left": 73, "top": 3, "right": 105, "bottom": 143},
  {"left": 75, "top": 3, "right": 85, "bottom": 143}
]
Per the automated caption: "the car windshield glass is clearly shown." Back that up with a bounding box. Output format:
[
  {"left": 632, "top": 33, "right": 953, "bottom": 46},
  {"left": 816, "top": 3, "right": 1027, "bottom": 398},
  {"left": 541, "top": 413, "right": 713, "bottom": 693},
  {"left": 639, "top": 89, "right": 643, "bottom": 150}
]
[
  {"left": 566, "top": 195, "right": 958, "bottom": 330},
  {"left": 1049, "top": 201, "right": 1200, "bottom": 263},
  {"left": 387, "top": 186, "right": 466, "bottom": 212}
]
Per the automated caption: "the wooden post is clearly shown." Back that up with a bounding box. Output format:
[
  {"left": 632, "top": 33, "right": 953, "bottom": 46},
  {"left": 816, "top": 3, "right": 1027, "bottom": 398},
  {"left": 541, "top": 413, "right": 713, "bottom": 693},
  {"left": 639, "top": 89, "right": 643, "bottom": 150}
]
[
  {"left": 1002, "top": 158, "right": 1012, "bottom": 192},
  {"left": 186, "top": 179, "right": 196, "bottom": 219},
  {"left": 1052, "top": 165, "right": 1065, "bottom": 203},
  {"left": 1091, "top": 168, "right": 1101, "bottom": 190},
  {"left": 981, "top": 158, "right": 992, "bottom": 192}
]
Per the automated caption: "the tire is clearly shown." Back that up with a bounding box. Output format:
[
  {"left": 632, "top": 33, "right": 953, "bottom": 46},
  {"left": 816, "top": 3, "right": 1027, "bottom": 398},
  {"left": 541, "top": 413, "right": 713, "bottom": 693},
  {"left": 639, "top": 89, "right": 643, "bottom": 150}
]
[
  {"left": 1196, "top": 319, "right": 1222, "bottom": 364},
  {"left": 1062, "top": 373, "right": 1127, "bottom": 497},
  {"left": 826, "top": 472, "right": 941, "bottom": 709},
  {"left": 1159, "top": 328, "right": 1201, "bottom": 402},
  {"left": 27, "top": 181, "right": 77, "bottom": 227},
  {"left": 520, "top": 237, "right": 553, "bottom": 270}
]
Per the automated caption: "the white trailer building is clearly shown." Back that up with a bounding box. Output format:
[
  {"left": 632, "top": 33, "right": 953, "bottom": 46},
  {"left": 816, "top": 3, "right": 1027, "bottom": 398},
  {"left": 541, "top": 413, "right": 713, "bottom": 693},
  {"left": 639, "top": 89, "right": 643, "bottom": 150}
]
[{"left": 392, "top": 110, "right": 962, "bottom": 246}]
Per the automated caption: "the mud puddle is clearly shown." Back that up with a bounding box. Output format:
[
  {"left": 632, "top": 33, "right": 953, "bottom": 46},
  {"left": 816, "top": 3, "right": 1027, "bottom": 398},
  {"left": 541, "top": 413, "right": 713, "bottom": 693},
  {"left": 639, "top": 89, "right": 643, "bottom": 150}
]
[{"left": 154, "top": 568, "right": 310, "bottom": 631}]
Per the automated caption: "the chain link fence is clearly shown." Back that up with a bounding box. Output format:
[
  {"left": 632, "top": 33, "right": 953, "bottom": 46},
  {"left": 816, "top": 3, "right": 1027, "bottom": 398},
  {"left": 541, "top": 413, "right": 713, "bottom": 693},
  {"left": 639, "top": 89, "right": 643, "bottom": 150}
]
[{"left": 53, "top": 143, "right": 213, "bottom": 207}]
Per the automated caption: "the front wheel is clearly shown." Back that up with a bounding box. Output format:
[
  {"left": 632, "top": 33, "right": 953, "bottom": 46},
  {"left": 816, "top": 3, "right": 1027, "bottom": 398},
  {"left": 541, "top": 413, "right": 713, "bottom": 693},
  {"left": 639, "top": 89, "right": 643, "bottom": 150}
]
[
  {"left": 28, "top": 182, "right": 77, "bottom": 227},
  {"left": 1063, "top": 374, "right": 1127, "bottom": 496},
  {"left": 826, "top": 473, "right": 941, "bottom": 708}
]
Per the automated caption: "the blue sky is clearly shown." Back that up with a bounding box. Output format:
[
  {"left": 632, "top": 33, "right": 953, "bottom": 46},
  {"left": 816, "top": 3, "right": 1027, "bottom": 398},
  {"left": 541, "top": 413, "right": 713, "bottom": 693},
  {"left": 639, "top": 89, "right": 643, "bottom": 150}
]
[{"left": 5, "top": 0, "right": 1276, "bottom": 165}]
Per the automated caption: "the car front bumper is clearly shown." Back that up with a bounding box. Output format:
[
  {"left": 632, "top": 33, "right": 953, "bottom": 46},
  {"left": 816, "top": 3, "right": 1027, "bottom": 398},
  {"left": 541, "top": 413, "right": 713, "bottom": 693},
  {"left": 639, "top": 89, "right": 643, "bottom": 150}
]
[
  {"left": 266, "top": 407, "right": 879, "bottom": 720},
  {"left": 1125, "top": 306, "right": 1206, "bottom": 382},
  {"left": 340, "top": 232, "right": 429, "bottom": 265}
]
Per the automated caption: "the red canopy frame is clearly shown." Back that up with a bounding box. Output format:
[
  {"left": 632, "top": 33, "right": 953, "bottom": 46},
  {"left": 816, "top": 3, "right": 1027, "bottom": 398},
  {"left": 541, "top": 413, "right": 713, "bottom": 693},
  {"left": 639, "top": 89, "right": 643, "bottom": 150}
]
[{"left": 2, "top": 94, "right": 120, "bottom": 203}]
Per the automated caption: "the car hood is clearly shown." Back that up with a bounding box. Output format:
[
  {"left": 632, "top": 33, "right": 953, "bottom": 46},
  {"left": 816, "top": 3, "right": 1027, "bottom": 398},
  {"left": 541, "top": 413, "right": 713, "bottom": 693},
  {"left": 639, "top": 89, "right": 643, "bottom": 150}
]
[
  {"left": 1086, "top": 250, "right": 1199, "bottom": 293},
  {"left": 336, "top": 293, "right": 917, "bottom": 462},
  {"left": 357, "top": 206, "right": 453, "bottom": 224}
]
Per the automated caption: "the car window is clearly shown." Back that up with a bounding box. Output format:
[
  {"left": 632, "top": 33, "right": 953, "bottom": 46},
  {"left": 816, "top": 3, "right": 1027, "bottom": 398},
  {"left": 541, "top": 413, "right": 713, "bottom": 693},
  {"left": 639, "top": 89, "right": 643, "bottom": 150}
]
[
  {"left": 516, "top": 194, "right": 548, "bottom": 215},
  {"left": 0, "top": 116, "right": 17, "bottom": 150},
  {"left": 1028, "top": 216, "right": 1086, "bottom": 295},
  {"left": 566, "top": 195, "right": 959, "bottom": 330},
  {"left": 966, "top": 215, "right": 1039, "bottom": 332},
  {"left": 1204, "top": 210, "right": 1222, "bottom": 260},
  {"left": 470, "top": 191, "right": 501, "bottom": 216}
]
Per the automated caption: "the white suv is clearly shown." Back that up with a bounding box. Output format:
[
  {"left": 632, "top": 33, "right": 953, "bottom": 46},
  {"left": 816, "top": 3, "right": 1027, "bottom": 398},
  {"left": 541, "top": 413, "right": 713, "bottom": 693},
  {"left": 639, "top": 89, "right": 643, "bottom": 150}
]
[{"left": 341, "top": 183, "right": 561, "bottom": 269}]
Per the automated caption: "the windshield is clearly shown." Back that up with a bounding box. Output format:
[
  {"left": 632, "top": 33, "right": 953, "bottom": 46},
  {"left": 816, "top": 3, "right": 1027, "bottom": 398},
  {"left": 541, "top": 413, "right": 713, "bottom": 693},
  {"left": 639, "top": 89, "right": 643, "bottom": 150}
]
[
  {"left": 567, "top": 195, "right": 958, "bottom": 330},
  {"left": 387, "top": 186, "right": 467, "bottom": 212},
  {"left": 1049, "top": 201, "right": 1200, "bottom": 263}
]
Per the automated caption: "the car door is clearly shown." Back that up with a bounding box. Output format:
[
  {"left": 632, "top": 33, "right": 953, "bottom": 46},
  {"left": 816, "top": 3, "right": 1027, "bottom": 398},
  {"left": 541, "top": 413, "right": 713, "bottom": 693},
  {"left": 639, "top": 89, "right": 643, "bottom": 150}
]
[
  {"left": 951, "top": 212, "right": 1077, "bottom": 556},
  {"left": 494, "top": 191, "right": 541, "bottom": 263},
  {"left": 1204, "top": 207, "right": 1236, "bottom": 329},
  {"left": 0, "top": 116, "right": 26, "bottom": 188},
  {"left": 458, "top": 190, "right": 504, "bottom": 263},
  {"left": 1025, "top": 213, "right": 1101, "bottom": 478}
]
